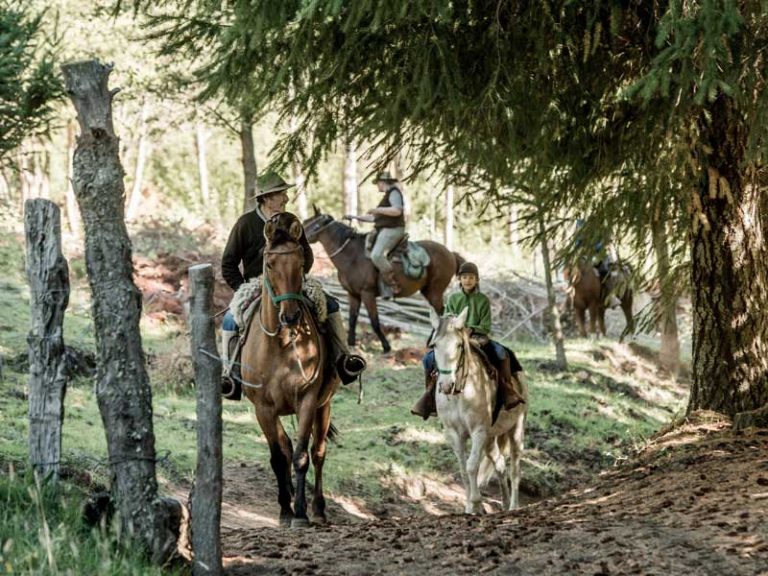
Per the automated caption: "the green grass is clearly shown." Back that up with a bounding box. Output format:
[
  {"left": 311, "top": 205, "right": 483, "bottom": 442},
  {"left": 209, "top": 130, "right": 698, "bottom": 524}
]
[
  {"left": 0, "top": 469, "right": 179, "bottom": 575},
  {"left": 0, "top": 208, "right": 690, "bottom": 566}
]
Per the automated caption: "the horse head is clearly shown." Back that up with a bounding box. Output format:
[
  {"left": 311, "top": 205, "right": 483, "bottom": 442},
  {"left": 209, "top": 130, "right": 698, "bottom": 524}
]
[
  {"left": 263, "top": 212, "right": 306, "bottom": 327},
  {"left": 430, "top": 307, "right": 470, "bottom": 395},
  {"left": 302, "top": 207, "right": 335, "bottom": 243}
]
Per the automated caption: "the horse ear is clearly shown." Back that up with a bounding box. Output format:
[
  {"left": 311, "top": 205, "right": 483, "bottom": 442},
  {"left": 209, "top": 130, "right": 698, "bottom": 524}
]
[
  {"left": 289, "top": 219, "right": 303, "bottom": 241},
  {"left": 264, "top": 219, "right": 276, "bottom": 241},
  {"left": 454, "top": 307, "right": 469, "bottom": 329},
  {"left": 429, "top": 307, "right": 440, "bottom": 330},
  {"left": 313, "top": 204, "right": 321, "bottom": 217}
]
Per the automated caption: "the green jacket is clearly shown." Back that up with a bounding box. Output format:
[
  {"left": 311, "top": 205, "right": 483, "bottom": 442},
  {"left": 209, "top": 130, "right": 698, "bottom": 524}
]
[{"left": 445, "top": 288, "right": 491, "bottom": 336}]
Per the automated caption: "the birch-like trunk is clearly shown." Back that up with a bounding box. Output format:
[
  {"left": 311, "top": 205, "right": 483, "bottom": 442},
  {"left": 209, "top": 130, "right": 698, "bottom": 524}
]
[
  {"left": 538, "top": 215, "right": 567, "bottom": 369},
  {"left": 126, "top": 98, "right": 151, "bottom": 220},
  {"left": 343, "top": 137, "right": 358, "bottom": 216},
  {"left": 444, "top": 183, "right": 455, "bottom": 250},
  {"left": 240, "top": 117, "right": 258, "bottom": 214},
  {"left": 195, "top": 110, "right": 210, "bottom": 205}
]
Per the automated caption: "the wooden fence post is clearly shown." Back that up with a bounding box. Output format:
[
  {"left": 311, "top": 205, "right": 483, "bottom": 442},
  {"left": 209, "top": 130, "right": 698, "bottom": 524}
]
[
  {"left": 188, "top": 264, "right": 223, "bottom": 576},
  {"left": 24, "top": 199, "right": 70, "bottom": 481}
]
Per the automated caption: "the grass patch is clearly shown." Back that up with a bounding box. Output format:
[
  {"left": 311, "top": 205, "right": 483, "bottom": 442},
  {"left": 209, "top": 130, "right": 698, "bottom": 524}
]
[
  {"left": 0, "top": 468, "right": 180, "bottom": 575},
  {"left": 0, "top": 209, "right": 690, "bottom": 530}
]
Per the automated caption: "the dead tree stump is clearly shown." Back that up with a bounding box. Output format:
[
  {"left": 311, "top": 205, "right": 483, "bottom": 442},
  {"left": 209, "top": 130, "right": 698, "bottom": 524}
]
[
  {"left": 24, "top": 199, "right": 70, "bottom": 480},
  {"left": 188, "top": 264, "right": 223, "bottom": 575},
  {"left": 62, "top": 59, "right": 177, "bottom": 563}
]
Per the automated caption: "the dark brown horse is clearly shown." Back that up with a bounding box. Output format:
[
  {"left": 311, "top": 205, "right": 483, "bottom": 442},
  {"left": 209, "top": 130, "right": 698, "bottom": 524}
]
[
  {"left": 303, "top": 208, "right": 464, "bottom": 352},
  {"left": 565, "top": 261, "right": 634, "bottom": 340},
  {"left": 240, "top": 212, "right": 338, "bottom": 527}
]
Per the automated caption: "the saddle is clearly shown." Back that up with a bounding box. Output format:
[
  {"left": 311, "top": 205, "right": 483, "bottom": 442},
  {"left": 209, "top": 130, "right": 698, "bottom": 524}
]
[
  {"left": 466, "top": 340, "right": 525, "bottom": 424},
  {"left": 365, "top": 231, "right": 431, "bottom": 280}
]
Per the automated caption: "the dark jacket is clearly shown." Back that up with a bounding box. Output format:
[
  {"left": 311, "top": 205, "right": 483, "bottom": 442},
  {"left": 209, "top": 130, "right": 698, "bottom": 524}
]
[
  {"left": 221, "top": 208, "right": 314, "bottom": 291},
  {"left": 373, "top": 186, "right": 405, "bottom": 230}
]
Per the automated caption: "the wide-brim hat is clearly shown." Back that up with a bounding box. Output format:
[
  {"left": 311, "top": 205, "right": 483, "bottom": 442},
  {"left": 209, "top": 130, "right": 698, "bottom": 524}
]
[
  {"left": 371, "top": 170, "right": 398, "bottom": 184},
  {"left": 252, "top": 171, "right": 296, "bottom": 199}
]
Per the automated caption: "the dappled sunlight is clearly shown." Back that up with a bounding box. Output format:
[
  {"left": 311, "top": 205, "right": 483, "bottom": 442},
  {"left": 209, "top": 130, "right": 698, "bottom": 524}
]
[
  {"left": 393, "top": 426, "right": 445, "bottom": 445},
  {"left": 328, "top": 494, "right": 378, "bottom": 521}
]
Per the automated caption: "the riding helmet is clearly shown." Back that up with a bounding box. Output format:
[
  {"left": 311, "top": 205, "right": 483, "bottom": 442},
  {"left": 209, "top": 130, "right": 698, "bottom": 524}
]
[{"left": 458, "top": 262, "right": 479, "bottom": 277}]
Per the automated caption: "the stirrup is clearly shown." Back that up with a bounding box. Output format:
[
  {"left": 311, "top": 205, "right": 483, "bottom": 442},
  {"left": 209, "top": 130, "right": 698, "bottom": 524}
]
[
  {"left": 222, "top": 374, "right": 242, "bottom": 401},
  {"left": 337, "top": 354, "right": 366, "bottom": 385}
]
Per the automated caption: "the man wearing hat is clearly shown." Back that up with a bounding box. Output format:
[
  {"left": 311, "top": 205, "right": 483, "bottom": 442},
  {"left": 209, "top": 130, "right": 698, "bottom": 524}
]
[
  {"left": 220, "top": 171, "right": 365, "bottom": 399},
  {"left": 348, "top": 171, "right": 406, "bottom": 298},
  {"left": 411, "top": 261, "right": 525, "bottom": 419}
]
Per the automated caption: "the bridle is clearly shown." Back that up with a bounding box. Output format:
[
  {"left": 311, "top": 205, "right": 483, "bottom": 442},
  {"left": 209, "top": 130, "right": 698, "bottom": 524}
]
[
  {"left": 259, "top": 243, "right": 306, "bottom": 337},
  {"left": 258, "top": 241, "right": 319, "bottom": 383},
  {"left": 435, "top": 328, "right": 469, "bottom": 395},
  {"left": 306, "top": 216, "right": 355, "bottom": 258}
]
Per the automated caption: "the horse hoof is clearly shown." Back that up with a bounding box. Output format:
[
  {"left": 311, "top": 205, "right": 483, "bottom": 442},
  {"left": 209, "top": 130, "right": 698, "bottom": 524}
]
[
  {"left": 291, "top": 518, "right": 311, "bottom": 529},
  {"left": 312, "top": 514, "right": 328, "bottom": 525},
  {"left": 279, "top": 515, "right": 293, "bottom": 528}
]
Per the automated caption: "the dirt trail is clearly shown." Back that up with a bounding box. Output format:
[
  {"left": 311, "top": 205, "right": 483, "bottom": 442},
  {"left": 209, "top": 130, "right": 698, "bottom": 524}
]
[{"left": 219, "top": 414, "right": 768, "bottom": 575}]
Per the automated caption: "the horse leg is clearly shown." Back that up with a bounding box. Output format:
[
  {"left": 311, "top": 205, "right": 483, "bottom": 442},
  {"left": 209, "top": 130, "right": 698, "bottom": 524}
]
[
  {"left": 465, "top": 429, "right": 488, "bottom": 515},
  {"left": 348, "top": 293, "right": 361, "bottom": 347},
  {"left": 445, "top": 429, "right": 470, "bottom": 505},
  {"left": 422, "top": 285, "right": 444, "bottom": 315},
  {"left": 575, "top": 306, "right": 587, "bottom": 338},
  {"left": 310, "top": 401, "right": 332, "bottom": 524},
  {"left": 588, "top": 302, "right": 599, "bottom": 338},
  {"left": 291, "top": 397, "right": 317, "bottom": 528},
  {"left": 622, "top": 294, "right": 634, "bottom": 338},
  {"left": 484, "top": 438, "right": 511, "bottom": 511},
  {"left": 509, "top": 412, "right": 525, "bottom": 509},
  {"left": 254, "top": 408, "right": 294, "bottom": 526},
  {"left": 361, "top": 290, "right": 390, "bottom": 352},
  {"left": 598, "top": 306, "right": 607, "bottom": 337}
]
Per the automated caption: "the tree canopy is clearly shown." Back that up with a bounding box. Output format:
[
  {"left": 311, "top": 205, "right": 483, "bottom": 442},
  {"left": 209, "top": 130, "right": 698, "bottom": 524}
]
[
  {"left": 129, "top": 0, "right": 768, "bottom": 415},
  {"left": 0, "top": 1, "right": 61, "bottom": 164}
]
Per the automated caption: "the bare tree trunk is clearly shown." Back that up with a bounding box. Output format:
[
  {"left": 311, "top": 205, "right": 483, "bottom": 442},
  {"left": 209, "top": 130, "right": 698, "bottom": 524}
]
[
  {"left": 188, "top": 264, "right": 223, "bottom": 576},
  {"left": 444, "top": 183, "right": 455, "bottom": 250},
  {"left": 62, "top": 60, "right": 178, "bottom": 563},
  {"left": 126, "top": 98, "right": 151, "bottom": 220},
  {"left": 293, "top": 163, "right": 308, "bottom": 220},
  {"left": 0, "top": 169, "right": 10, "bottom": 204},
  {"left": 689, "top": 96, "right": 768, "bottom": 415},
  {"left": 25, "top": 199, "right": 69, "bottom": 481},
  {"left": 651, "top": 216, "right": 680, "bottom": 376},
  {"left": 343, "top": 137, "right": 358, "bottom": 216},
  {"left": 508, "top": 205, "right": 520, "bottom": 258},
  {"left": 240, "top": 116, "right": 258, "bottom": 214},
  {"left": 195, "top": 109, "right": 210, "bottom": 205},
  {"left": 65, "top": 120, "right": 81, "bottom": 236},
  {"left": 538, "top": 214, "right": 567, "bottom": 369}
]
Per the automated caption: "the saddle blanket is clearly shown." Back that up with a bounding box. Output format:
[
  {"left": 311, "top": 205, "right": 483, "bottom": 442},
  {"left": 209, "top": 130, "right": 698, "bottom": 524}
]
[{"left": 231, "top": 276, "right": 328, "bottom": 328}]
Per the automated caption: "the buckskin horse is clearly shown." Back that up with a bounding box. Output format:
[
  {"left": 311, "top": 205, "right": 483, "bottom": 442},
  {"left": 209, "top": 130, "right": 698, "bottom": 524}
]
[
  {"left": 240, "top": 212, "right": 338, "bottom": 527},
  {"left": 431, "top": 307, "right": 528, "bottom": 513},
  {"left": 565, "top": 261, "right": 634, "bottom": 340},
  {"left": 303, "top": 207, "right": 464, "bottom": 352}
]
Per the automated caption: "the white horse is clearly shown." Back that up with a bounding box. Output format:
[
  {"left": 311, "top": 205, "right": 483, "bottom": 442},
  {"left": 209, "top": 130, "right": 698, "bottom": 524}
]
[{"left": 431, "top": 308, "right": 528, "bottom": 513}]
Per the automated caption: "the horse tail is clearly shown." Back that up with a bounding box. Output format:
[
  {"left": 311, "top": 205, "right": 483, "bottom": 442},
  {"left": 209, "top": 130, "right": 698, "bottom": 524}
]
[
  {"left": 327, "top": 421, "right": 340, "bottom": 443},
  {"left": 452, "top": 252, "right": 466, "bottom": 276}
]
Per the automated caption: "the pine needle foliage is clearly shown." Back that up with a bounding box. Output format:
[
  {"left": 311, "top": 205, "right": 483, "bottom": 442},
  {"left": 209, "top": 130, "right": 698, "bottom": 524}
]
[{"left": 0, "top": 1, "right": 62, "bottom": 165}]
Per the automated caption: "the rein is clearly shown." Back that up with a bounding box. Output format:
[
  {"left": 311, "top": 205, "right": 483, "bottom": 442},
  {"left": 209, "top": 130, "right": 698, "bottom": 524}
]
[
  {"left": 327, "top": 234, "right": 354, "bottom": 258},
  {"left": 258, "top": 239, "right": 320, "bottom": 384}
]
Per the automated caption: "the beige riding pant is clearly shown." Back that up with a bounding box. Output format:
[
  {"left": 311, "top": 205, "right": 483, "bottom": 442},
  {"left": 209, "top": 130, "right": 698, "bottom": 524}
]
[{"left": 370, "top": 226, "right": 405, "bottom": 274}]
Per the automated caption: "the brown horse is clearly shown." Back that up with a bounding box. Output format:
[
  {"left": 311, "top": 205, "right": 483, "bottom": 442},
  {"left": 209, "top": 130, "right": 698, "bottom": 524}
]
[
  {"left": 240, "top": 212, "right": 338, "bottom": 527},
  {"left": 303, "top": 207, "right": 464, "bottom": 352},
  {"left": 565, "top": 261, "right": 634, "bottom": 340}
]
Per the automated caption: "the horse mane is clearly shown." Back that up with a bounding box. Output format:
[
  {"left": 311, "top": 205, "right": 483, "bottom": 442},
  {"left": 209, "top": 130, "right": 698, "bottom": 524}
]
[{"left": 327, "top": 220, "right": 366, "bottom": 244}]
